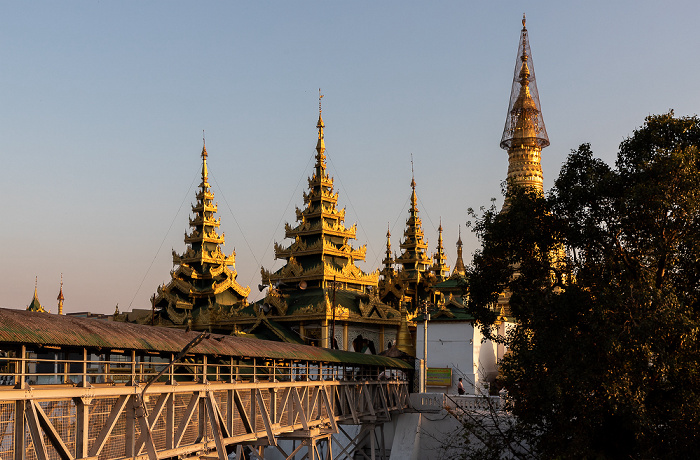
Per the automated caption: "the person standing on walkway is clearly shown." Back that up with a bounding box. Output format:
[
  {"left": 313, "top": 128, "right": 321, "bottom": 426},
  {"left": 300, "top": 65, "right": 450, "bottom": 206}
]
[{"left": 458, "top": 378, "right": 465, "bottom": 395}]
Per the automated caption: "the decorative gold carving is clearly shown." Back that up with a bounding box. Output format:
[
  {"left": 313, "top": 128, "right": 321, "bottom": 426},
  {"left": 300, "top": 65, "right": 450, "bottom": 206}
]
[{"left": 263, "top": 289, "right": 288, "bottom": 316}]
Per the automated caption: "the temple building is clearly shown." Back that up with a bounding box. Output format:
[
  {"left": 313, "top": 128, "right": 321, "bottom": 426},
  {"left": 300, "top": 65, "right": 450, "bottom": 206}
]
[
  {"left": 249, "top": 100, "right": 403, "bottom": 352},
  {"left": 125, "top": 143, "right": 251, "bottom": 331},
  {"left": 113, "top": 17, "right": 548, "bottom": 366}
]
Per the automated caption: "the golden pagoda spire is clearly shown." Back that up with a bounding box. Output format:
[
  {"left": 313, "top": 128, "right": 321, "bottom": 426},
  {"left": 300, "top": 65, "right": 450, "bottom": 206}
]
[
  {"left": 316, "top": 89, "right": 325, "bottom": 160},
  {"left": 430, "top": 219, "right": 450, "bottom": 281},
  {"left": 149, "top": 142, "right": 250, "bottom": 328},
  {"left": 452, "top": 225, "right": 466, "bottom": 277},
  {"left": 201, "top": 132, "right": 209, "bottom": 186},
  {"left": 382, "top": 223, "right": 394, "bottom": 271},
  {"left": 263, "top": 96, "right": 377, "bottom": 293},
  {"left": 395, "top": 161, "right": 432, "bottom": 309},
  {"left": 57, "top": 273, "right": 64, "bottom": 315},
  {"left": 500, "top": 14, "right": 549, "bottom": 198}
]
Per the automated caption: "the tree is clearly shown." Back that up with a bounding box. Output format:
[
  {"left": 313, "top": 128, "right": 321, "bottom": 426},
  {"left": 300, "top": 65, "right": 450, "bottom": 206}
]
[{"left": 465, "top": 112, "right": 700, "bottom": 459}]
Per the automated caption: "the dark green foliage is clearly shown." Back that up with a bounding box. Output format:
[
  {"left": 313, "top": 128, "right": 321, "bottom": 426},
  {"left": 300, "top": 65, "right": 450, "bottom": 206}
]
[{"left": 466, "top": 112, "right": 700, "bottom": 459}]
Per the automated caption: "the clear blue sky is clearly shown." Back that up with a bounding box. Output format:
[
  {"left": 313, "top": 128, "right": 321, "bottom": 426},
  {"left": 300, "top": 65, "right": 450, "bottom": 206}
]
[{"left": 2, "top": 1, "right": 699, "bottom": 313}]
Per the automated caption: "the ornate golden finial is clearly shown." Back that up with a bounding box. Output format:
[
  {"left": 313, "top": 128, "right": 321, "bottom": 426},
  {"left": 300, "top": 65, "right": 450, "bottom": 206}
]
[
  {"left": 200, "top": 135, "right": 209, "bottom": 185},
  {"left": 57, "top": 273, "right": 64, "bottom": 315},
  {"left": 410, "top": 154, "right": 416, "bottom": 189},
  {"left": 522, "top": 13, "right": 526, "bottom": 29},
  {"left": 386, "top": 222, "right": 392, "bottom": 250},
  {"left": 316, "top": 92, "right": 326, "bottom": 157},
  {"left": 453, "top": 225, "right": 466, "bottom": 277}
]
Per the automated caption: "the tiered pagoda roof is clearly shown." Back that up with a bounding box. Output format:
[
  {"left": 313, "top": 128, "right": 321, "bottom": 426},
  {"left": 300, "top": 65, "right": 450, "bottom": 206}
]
[
  {"left": 252, "top": 101, "right": 399, "bottom": 349},
  {"left": 262, "top": 104, "right": 378, "bottom": 293},
  {"left": 394, "top": 176, "right": 432, "bottom": 305},
  {"left": 150, "top": 143, "right": 250, "bottom": 330},
  {"left": 429, "top": 221, "right": 451, "bottom": 282},
  {"left": 452, "top": 226, "right": 466, "bottom": 277}
]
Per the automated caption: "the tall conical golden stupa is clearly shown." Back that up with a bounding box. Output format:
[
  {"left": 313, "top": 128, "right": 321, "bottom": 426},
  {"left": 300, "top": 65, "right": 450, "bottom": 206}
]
[{"left": 501, "top": 14, "right": 549, "bottom": 201}]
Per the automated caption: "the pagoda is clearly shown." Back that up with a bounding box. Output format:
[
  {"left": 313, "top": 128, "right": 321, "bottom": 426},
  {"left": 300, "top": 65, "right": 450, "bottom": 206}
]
[
  {"left": 254, "top": 97, "right": 400, "bottom": 351},
  {"left": 429, "top": 221, "right": 451, "bottom": 282},
  {"left": 501, "top": 14, "right": 549, "bottom": 202},
  {"left": 146, "top": 143, "right": 251, "bottom": 331},
  {"left": 452, "top": 226, "right": 466, "bottom": 277},
  {"left": 497, "top": 15, "right": 551, "bottom": 318},
  {"left": 262, "top": 99, "right": 377, "bottom": 294},
  {"left": 431, "top": 226, "right": 469, "bottom": 313},
  {"left": 392, "top": 175, "right": 433, "bottom": 310}
]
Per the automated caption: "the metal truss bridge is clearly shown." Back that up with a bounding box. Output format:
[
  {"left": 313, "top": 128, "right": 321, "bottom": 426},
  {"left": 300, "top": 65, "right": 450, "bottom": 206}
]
[{"left": 0, "top": 308, "right": 411, "bottom": 460}]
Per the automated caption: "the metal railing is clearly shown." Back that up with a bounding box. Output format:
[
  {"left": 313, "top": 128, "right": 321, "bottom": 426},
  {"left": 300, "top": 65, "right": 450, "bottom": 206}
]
[{"left": 0, "top": 345, "right": 410, "bottom": 460}]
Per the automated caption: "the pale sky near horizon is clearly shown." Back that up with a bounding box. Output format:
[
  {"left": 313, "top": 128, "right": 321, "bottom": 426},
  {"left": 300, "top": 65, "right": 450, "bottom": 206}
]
[{"left": 2, "top": 1, "right": 699, "bottom": 314}]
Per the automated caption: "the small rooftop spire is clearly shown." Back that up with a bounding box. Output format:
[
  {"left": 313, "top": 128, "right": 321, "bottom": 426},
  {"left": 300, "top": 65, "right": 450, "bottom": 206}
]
[
  {"left": 453, "top": 225, "right": 466, "bottom": 276},
  {"left": 201, "top": 133, "right": 209, "bottom": 185},
  {"left": 316, "top": 89, "right": 326, "bottom": 157},
  {"left": 410, "top": 154, "right": 416, "bottom": 189},
  {"left": 57, "top": 274, "right": 64, "bottom": 315},
  {"left": 27, "top": 276, "right": 46, "bottom": 312}
]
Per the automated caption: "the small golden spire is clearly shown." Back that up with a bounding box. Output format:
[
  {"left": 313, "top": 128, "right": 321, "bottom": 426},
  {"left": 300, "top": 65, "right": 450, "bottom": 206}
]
[
  {"left": 386, "top": 223, "right": 392, "bottom": 251},
  {"left": 410, "top": 157, "right": 417, "bottom": 208},
  {"left": 316, "top": 90, "right": 326, "bottom": 156},
  {"left": 201, "top": 134, "right": 209, "bottom": 185},
  {"left": 522, "top": 13, "right": 526, "bottom": 29},
  {"left": 410, "top": 154, "right": 416, "bottom": 188},
  {"left": 453, "top": 225, "right": 466, "bottom": 276},
  {"left": 57, "top": 274, "right": 64, "bottom": 315}
]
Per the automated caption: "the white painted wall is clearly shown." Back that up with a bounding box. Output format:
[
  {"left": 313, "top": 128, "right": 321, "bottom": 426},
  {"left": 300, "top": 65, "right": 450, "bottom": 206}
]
[{"left": 415, "top": 321, "right": 476, "bottom": 394}]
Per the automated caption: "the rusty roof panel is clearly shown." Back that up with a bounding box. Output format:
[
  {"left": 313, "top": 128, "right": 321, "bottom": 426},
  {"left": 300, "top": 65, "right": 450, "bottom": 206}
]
[{"left": 0, "top": 308, "right": 412, "bottom": 369}]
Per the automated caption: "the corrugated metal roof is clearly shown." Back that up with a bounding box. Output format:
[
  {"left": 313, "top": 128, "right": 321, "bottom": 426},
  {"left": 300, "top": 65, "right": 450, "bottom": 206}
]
[{"left": 0, "top": 308, "right": 411, "bottom": 369}]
